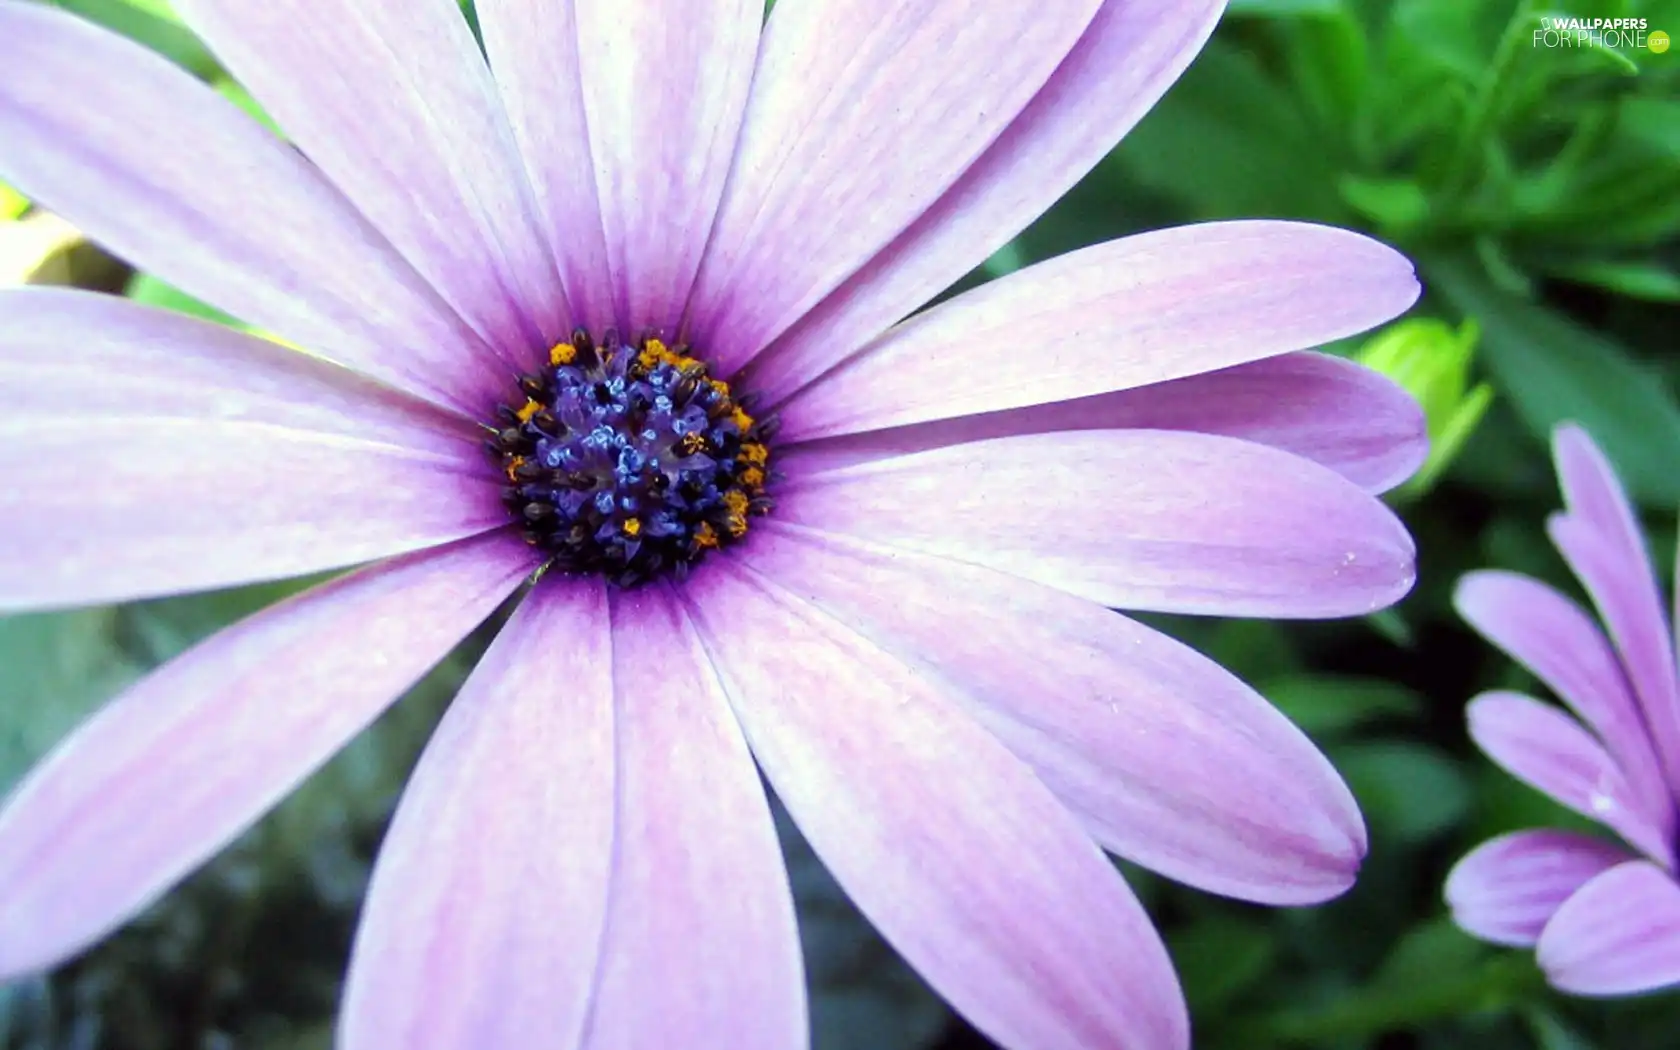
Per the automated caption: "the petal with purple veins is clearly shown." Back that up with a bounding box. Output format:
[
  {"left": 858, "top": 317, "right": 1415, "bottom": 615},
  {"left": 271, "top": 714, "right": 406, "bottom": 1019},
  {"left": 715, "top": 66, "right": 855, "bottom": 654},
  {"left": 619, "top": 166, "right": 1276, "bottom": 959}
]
[
  {"left": 778, "top": 351, "right": 1426, "bottom": 496},
  {"left": 774, "top": 222, "right": 1419, "bottom": 442},
  {"left": 777, "top": 429, "right": 1416, "bottom": 619},
  {"left": 742, "top": 525, "right": 1367, "bottom": 905},
  {"left": 685, "top": 558, "right": 1188, "bottom": 1050},
  {"left": 1446, "top": 829, "right": 1631, "bottom": 947},
  {"left": 688, "top": 0, "right": 1103, "bottom": 370},
  {"left": 0, "top": 534, "right": 532, "bottom": 979},
  {"left": 1466, "top": 692, "right": 1672, "bottom": 863},
  {"left": 1538, "top": 860, "right": 1680, "bottom": 996},
  {"left": 745, "top": 0, "right": 1227, "bottom": 404}
]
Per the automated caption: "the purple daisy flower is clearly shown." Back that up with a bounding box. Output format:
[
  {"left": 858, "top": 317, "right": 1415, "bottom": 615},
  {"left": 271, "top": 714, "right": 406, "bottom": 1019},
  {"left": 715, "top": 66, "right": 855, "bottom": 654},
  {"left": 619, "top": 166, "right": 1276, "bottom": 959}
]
[
  {"left": 0, "top": 0, "right": 1425, "bottom": 1046},
  {"left": 1448, "top": 424, "right": 1680, "bottom": 998}
]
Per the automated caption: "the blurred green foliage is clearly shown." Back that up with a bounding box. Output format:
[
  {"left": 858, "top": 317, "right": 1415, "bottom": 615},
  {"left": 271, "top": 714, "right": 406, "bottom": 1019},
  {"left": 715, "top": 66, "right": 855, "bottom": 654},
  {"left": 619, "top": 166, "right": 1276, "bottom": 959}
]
[{"left": 3, "top": 0, "right": 1679, "bottom": 1048}]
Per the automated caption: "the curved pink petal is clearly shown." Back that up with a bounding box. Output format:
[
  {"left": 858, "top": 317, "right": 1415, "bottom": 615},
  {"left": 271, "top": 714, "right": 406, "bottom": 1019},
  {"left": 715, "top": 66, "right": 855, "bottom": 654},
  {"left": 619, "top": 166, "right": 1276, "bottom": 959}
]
[
  {"left": 339, "top": 577, "right": 617, "bottom": 1050},
  {"left": 0, "top": 534, "right": 532, "bottom": 979},
  {"left": 579, "top": 586, "right": 805, "bottom": 1050},
  {"left": 743, "top": 525, "right": 1366, "bottom": 905},
  {"left": 476, "top": 0, "right": 613, "bottom": 330},
  {"left": 0, "top": 0, "right": 502, "bottom": 415},
  {"left": 1538, "top": 860, "right": 1680, "bottom": 996},
  {"left": 1549, "top": 427, "right": 1680, "bottom": 794},
  {"left": 0, "top": 294, "right": 508, "bottom": 612},
  {"left": 779, "top": 351, "right": 1427, "bottom": 495},
  {"left": 687, "top": 0, "right": 1104, "bottom": 372},
  {"left": 1466, "top": 692, "right": 1672, "bottom": 863},
  {"left": 744, "top": 0, "right": 1226, "bottom": 406},
  {"left": 683, "top": 559, "right": 1188, "bottom": 1050},
  {"left": 777, "top": 429, "right": 1415, "bottom": 619},
  {"left": 171, "top": 0, "right": 568, "bottom": 360},
  {"left": 1445, "top": 830, "right": 1631, "bottom": 947},
  {"left": 573, "top": 0, "right": 759, "bottom": 335},
  {"left": 1456, "top": 570, "right": 1673, "bottom": 829},
  {"left": 775, "top": 222, "right": 1419, "bottom": 441}
]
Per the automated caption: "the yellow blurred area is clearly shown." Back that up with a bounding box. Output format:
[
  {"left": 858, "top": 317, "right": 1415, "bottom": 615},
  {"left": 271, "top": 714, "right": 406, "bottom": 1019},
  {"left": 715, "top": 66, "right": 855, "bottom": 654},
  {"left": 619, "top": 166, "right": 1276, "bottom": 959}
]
[{"left": 0, "top": 209, "right": 124, "bottom": 289}]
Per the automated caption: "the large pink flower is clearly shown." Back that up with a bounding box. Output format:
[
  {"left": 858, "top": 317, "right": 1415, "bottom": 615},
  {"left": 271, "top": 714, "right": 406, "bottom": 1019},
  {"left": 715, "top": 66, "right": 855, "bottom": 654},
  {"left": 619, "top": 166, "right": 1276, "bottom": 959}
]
[
  {"left": 0, "top": 1, "right": 1424, "bottom": 1047},
  {"left": 1448, "top": 425, "right": 1680, "bottom": 998}
]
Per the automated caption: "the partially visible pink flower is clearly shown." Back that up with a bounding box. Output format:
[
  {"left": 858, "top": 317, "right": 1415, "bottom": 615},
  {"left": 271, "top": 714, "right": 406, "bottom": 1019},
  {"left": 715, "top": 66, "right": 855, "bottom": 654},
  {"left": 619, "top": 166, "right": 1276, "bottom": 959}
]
[
  {"left": 1448, "top": 424, "right": 1680, "bottom": 997},
  {"left": 0, "top": 1, "right": 1425, "bottom": 1047}
]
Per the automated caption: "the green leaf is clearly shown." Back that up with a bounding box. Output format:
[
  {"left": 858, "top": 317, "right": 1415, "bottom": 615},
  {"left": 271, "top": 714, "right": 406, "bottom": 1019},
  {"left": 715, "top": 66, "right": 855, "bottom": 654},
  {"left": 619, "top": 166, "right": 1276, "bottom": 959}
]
[
  {"left": 1265, "top": 674, "right": 1426, "bottom": 738},
  {"left": 1277, "top": 7, "right": 1372, "bottom": 132},
  {"left": 1524, "top": 1007, "right": 1601, "bottom": 1050},
  {"left": 1167, "top": 915, "right": 1278, "bottom": 1014},
  {"left": 1112, "top": 40, "right": 1347, "bottom": 221},
  {"left": 125, "top": 270, "right": 245, "bottom": 328},
  {"left": 214, "top": 78, "right": 282, "bottom": 137},
  {"left": 0, "top": 610, "right": 142, "bottom": 796},
  {"left": 1229, "top": 0, "right": 1345, "bottom": 13},
  {"left": 1338, "top": 174, "right": 1432, "bottom": 229},
  {"left": 1620, "top": 96, "right": 1680, "bottom": 159},
  {"left": 1427, "top": 254, "right": 1680, "bottom": 505},
  {"left": 1335, "top": 741, "right": 1474, "bottom": 844},
  {"left": 44, "top": 0, "right": 219, "bottom": 77},
  {"left": 1370, "top": 918, "right": 1488, "bottom": 991},
  {"left": 1545, "top": 257, "right": 1680, "bottom": 301}
]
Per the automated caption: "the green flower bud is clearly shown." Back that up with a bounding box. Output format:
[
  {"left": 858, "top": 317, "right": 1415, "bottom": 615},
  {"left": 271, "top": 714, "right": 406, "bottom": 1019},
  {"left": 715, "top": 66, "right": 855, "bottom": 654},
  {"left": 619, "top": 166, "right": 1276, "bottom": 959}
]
[{"left": 1356, "top": 317, "right": 1493, "bottom": 501}]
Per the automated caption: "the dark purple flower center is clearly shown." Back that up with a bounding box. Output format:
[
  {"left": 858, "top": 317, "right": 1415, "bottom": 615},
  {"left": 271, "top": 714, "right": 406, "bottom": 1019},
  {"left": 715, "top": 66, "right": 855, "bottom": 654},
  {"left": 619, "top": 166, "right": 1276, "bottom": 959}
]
[{"left": 484, "top": 329, "right": 776, "bottom": 587}]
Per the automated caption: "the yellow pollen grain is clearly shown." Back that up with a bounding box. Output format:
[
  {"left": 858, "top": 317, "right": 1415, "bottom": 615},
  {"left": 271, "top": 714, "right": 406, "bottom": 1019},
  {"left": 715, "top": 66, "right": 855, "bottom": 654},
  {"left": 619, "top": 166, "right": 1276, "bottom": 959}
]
[
  {"left": 515, "top": 399, "right": 542, "bottom": 423},
  {"left": 723, "top": 490, "right": 750, "bottom": 516},
  {"left": 549, "top": 342, "right": 577, "bottom": 366},
  {"left": 695, "top": 522, "right": 720, "bottom": 549},
  {"left": 738, "top": 442, "right": 769, "bottom": 467},
  {"left": 725, "top": 513, "right": 749, "bottom": 538},
  {"left": 504, "top": 455, "right": 527, "bottom": 482},
  {"left": 676, "top": 432, "right": 708, "bottom": 457},
  {"left": 622, "top": 517, "right": 642, "bottom": 537},
  {"left": 637, "top": 338, "right": 693, "bottom": 375},
  {"left": 739, "top": 467, "right": 766, "bottom": 491},
  {"left": 731, "top": 407, "right": 754, "bottom": 431},
  {"left": 708, "top": 378, "right": 730, "bottom": 397}
]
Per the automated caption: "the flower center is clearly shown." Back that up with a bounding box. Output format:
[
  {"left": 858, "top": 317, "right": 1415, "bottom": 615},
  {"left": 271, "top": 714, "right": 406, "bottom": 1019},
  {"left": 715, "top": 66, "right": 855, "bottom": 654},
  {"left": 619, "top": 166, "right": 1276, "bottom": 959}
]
[{"left": 484, "top": 330, "right": 775, "bottom": 586}]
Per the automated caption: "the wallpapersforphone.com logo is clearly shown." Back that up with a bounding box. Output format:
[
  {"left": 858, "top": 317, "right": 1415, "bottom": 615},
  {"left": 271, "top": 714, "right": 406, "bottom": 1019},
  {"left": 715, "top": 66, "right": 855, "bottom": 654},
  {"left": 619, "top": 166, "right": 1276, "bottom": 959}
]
[{"left": 1532, "top": 16, "right": 1670, "bottom": 52}]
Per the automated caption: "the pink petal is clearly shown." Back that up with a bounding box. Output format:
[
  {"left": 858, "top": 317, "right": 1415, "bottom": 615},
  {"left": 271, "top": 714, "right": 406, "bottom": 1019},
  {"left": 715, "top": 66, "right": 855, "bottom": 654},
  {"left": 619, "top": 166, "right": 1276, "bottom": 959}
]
[
  {"left": 339, "top": 578, "right": 617, "bottom": 1050},
  {"left": 0, "top": 535, "right": 532, "bottom": 979},
  {"left": 0, "top": 289, "right": 471, "bottom": 446},
  {"left": 1550, "top": 425, "right": 1680, "bottom": 794},
  {"left": 687, "top": 0, "right": 1104, "bottom": 372},
  {"left": 1445, "top": 830, "right": 1631, "bottom": 947},
  {"left": 341, "top": 579, "right": 806, "bottom": 1050},
  {"left": 779, "top": 351, "right": 1427, "bottom": 495},
  {"left": 572, "top": 0, "right": 759, "bottom": 334},
  {"left": 743, "top": 525, "right": 1366, "bottom": 905},
  {"left": 774, "top": 221, "right": 1420, "bottom": 442},
  {"left": 0, "top": 1, "right": 502, "bottom": 415},
  {"left": 1466, "top": 692, "right": 1672, "bottom": 863},
  {"left": 580, "top": 586, "right": 805, "bottom": 1050},
  {"left": 171, "top": 0, "right": 569, "bottom": 359},
  {"left": 777, "top": 429, "right": 1415, "bottom": 619},
  {"left": 0, "top": 293, "right": 509, "bottom": 611},
  {"left": 1538, "top": 860, "right": 1680, "bottom": 996},
  {"left": 1456, "top": 569, "right": 1673, "bottom": 831},
  {"left": 683, "top": 559, "right": 1188, "bottom": 1050},
  {"left": 476, "top": 0, "right": 613, "bottom": 330},
  {"left": 744, "top": 0, "right": 1227, "bottom": 406}
]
